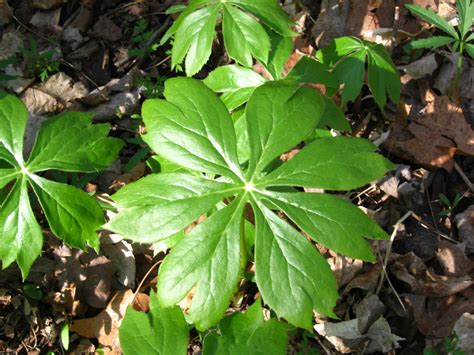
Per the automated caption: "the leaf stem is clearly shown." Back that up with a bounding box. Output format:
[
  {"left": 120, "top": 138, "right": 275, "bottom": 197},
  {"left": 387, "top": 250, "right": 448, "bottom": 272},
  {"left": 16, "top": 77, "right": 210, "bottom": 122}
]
[
  {"left": 450, "top": 40, "right": 464, "bottom": 98},
  {"left": 239, "top": 212, "right": 248, "bottom": 273}
]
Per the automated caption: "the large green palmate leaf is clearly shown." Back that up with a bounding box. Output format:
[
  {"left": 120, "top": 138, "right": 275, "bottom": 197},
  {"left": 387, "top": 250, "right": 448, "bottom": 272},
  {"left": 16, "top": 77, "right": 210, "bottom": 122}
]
[
  {"left": 142, "top": 78, "right": 244, "bottom": 182},
  {"left": 164, "top": 0, "right": 295, "bottom": 76},
  {"left": 107, "top": 78, "right": 393, "bottom": 331},
  {"left": 265, "top": 29, "right": 294, "bottom": 80},
  {"left": 119, "top": 291, "right": 189, "bottom": 355},
  {"left": 228, "top": 0, "right": 295, "bottom": 36},
  {"left": 0, "top": 93, "right": 122, "bottom": 277},
  {"left": 203, "top": 301, "right": 292, "bottom": 355}
]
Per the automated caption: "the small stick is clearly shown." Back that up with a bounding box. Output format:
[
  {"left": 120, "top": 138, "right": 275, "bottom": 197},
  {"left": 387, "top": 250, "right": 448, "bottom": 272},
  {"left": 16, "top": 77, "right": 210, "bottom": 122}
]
[
  {"left": 410, "top": 212, "right": 458, "bottom": 243},
  {"left": 391, "top": 6, "right": 400, "bottom": 55},
  {"left": 376, "top": 210, "right": 413, "bottom": 298},
  {"left": 454, "top": 162, "right": 474, "bottom": 192},
  {"left": 131, "top": 259, "right": 162, "bottom": 303}
]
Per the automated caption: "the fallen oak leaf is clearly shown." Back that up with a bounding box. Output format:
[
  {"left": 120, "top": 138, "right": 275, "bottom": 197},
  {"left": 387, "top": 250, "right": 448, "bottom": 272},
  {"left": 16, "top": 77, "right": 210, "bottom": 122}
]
[
  {"left": 437, "top": 240, "right": 474, "bottom": 278},
  {"left": 384, "top": 89, "right": 474, "bottom": 171},
  {"left": 70, "top": 290, "right": 134, "bottom": 350}
]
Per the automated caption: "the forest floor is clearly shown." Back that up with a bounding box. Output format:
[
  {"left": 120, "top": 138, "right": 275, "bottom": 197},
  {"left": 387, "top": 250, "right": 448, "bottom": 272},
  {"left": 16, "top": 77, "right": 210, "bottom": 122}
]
[{"left": 0, "top": 0, "right": 473, "bottom": 354}]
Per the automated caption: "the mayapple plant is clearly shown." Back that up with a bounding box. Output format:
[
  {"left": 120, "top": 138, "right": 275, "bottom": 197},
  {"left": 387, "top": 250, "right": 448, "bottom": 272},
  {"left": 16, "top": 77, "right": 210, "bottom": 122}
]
[
  {"left": 107, "top": 77, "right": 394, "bottom": 332},
  {"left": 204, "top": 37, "right": 401, "bottom": 113},
  {"left": 316, "top": 36, "right": 401, "bottom": 109},
  {"left": 162, "top": 0, "right": 296, "bottom": 76},
  {"left": 405, "top": 0, "right": 473, "bottom": 95},
  {"left": 0, "top": 93, "right": 123, "bottom": 277}
]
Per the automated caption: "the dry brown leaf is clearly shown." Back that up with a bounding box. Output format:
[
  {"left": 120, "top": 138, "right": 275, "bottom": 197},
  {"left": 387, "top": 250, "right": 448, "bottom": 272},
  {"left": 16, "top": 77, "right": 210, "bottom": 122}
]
[
  {"left": 404, "top": 294, "right": 474, "bottom": 337},
  {"left": 389, "top": 252, "right": 473, "bottom": 297},
  {"left": 0, "top": 0, "right": 12, "bottom": 26},
  {"left": 21, "top": 72, "right": 88, "bottom": 115},
  {"left": 131, "top": 293, "right": 150, "bottom": 313},
  {"left": 21, "top": 88, "right": 64, "bottom": 115},
  {"left": 311, "top": 0, "right": 350, "bottom": 47},
  {"left": 31, "top": 0, "right": 65, "bottom": 10},
  {"left": 30, "top": 8, "right": 61, "bottom": 31},
  {"left": 455, "top": 206, "right": 474, "bottom": 250},
  {"left": 328, "top": 256, "right": 364, "bottom": 287},
  {"left": 101, "top": 239, "right": 136, "bottom": 289},
  {"left": 384, "top": 90, "right": 474, "bottom": 171},
  {"left": 110, "top": 162, "right": 146, "bottom": 191},
  {"left": 90, "top": 16, "right": 122, "bottom": 43},
  {"left": 344, "top": 264, "right": 382, "bottom": 294},
  {"left": 437, "top": 241, "right": 474, "bottom": 277},
  {"left": 355, "top": 294, "right": 386, "bottom": 334},
  {"left": 53, "top": 246, "right": 115, "bottom": 309},
  {"left": 71, "top": 290, "right": 134, "bottom": 350}
]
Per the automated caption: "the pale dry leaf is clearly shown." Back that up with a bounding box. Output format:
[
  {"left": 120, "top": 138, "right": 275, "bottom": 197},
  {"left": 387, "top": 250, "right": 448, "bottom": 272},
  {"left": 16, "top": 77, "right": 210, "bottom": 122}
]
[
  {"left": 40, "top": 72, "right": 88, "bottom": 103},
  {"left": 21, "top": 88, "right": 63, "bottom": 115},
  {"left": 101, "top": 240, "right": 136, "bottom": 289},
  {"left": 328, "top": 256, "right": 364, "bottom": 287},
  {"left": 399, "top": 53, "right": 438, "bottom": 80},
  {"left": 455, "top": 206, "right": 474, "bottom": 250},
  {"left": 314, "top": 316, "right": 403, "bottom": 353},
  {"left": 355, "top": 294, "right": 385, "bottom": 334},
  {"left": 70, "top": 290, "right": 134, "bottom": 349},
  {"left": 30, "top": 8, "right": 61, "bottom": 31},
  {"left": 454, "top": 313, "right": 474, "bottom": 352}
]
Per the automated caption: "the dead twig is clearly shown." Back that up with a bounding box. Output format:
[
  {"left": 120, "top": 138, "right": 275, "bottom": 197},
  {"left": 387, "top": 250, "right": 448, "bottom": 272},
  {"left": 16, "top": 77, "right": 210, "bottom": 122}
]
[
  {"left": 131, "top": 259, "right": 162, "bottom": 303},
  {"left": 376, "top": 210, "right": 413, "bottom": 310},
  {"left": 454, "top": 162, "right": 474, "bottom": 192}
]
